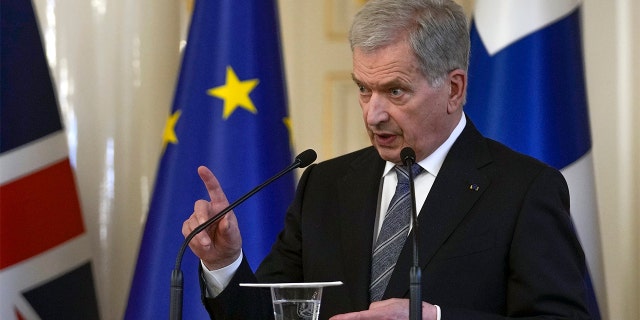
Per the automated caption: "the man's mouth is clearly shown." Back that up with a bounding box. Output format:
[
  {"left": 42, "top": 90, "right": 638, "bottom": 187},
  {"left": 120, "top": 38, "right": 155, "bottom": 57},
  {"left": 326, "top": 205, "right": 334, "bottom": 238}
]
[{"left": 374, "top": 133, "right": 398, "bottom": 146}]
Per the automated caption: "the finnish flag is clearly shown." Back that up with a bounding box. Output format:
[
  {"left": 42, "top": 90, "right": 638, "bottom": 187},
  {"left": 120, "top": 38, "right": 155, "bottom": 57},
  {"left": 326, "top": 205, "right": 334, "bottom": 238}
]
[{"left": 466, "top": 1, "right": 604, "bottom": 318}]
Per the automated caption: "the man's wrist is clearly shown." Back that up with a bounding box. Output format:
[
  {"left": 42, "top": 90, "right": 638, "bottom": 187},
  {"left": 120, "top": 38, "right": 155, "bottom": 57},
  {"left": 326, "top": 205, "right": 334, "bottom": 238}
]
[
  {"left": 422, "top": 303, "right": 441, "bottom": 320},
  {"left": 203, "top": 250, "right": 242, "bottom": 271},
  {"left": 201, "top": 250, "right": 243, "bottom": 297}
]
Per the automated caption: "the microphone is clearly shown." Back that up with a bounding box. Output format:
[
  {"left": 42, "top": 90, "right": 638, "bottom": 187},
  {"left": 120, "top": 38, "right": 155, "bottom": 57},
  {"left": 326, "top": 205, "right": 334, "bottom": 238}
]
[
  {"left": 400, "top": 147, "right": 416, "bottom": 165},
  {"left": 401, "top": 147, "right": 421, "bottom": 320},
  {"left": 170, "top": 149, "right": 317, "bottom": 320}
]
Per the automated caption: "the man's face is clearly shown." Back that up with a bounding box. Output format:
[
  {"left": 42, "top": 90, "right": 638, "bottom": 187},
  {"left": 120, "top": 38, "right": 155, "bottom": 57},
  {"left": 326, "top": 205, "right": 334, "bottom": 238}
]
[{"left": 352, "top": 39, "right": 461, "bottom": 164}]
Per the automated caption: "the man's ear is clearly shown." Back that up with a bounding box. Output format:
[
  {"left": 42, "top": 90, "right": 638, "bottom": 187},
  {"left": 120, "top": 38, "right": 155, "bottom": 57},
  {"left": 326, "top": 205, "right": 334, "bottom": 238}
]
[{"left": 447, "top": 69, "right": 467, "bottom": 114}]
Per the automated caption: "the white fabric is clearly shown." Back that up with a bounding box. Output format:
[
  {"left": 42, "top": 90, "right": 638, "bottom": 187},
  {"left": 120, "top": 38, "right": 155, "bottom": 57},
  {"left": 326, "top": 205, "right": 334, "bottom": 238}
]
[
  {"left": 474, "top": 0, "right": 580, "bottom": 55},
  {"left": 560, "top": 152, "right": 605, "bottom": 304},
  {"left": 201, "top": 251, "right": 244, "bottom": 298}
]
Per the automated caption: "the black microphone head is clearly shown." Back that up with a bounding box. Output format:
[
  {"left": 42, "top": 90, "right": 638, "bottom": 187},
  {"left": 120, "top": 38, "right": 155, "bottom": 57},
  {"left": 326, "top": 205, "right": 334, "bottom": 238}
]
[
  {"left": 400, "top": 147, "right": 416, "bottom": 165},
  {"left": 295, "top": 149, "right": 317, "bottom": 168}
]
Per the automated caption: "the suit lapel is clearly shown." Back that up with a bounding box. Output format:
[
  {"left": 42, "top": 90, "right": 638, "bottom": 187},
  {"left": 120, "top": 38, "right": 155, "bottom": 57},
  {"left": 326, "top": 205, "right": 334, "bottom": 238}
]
[
  {"left": 384, "top": 120, "right": 493, "bottom": 299},
  {"left": 336, "top": 147, "right": 385, "bottom": 310}
]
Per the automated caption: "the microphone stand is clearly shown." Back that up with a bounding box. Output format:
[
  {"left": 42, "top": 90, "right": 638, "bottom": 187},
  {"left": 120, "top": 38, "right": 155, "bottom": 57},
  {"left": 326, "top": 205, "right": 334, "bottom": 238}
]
[
  {"left": 170, "top": 149, "right": 316, "bottom": 320},
  {"left": 401, "top": 147, "right": 421, "bottom": 320}
]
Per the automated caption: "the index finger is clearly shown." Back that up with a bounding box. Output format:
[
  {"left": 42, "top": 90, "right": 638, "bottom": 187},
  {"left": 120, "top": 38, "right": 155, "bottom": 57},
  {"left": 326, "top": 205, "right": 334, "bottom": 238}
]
[{"left": 198, "top": 166, "right": 230, "bottom": 208}]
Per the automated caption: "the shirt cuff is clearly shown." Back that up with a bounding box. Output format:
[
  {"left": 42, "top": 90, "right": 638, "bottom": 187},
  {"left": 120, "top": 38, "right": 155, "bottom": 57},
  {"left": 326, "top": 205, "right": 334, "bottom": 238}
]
[
  {"left": 200, "top": 250, "right": 243, "bottom": 298},
  {"left": 435, "top": 304, "right": 441, "bottom": 320}
]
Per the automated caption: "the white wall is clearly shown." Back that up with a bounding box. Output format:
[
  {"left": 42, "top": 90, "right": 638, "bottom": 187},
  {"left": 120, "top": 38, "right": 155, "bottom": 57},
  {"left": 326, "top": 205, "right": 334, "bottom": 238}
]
[{"left": 582, "top": 0, "right": 640, "bottom": 319}]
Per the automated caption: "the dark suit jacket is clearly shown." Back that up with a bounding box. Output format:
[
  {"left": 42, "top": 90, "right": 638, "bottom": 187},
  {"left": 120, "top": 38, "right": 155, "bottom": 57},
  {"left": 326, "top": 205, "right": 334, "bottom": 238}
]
[{"left": 202, "top": 120, "right": 592, "bottom": 319}]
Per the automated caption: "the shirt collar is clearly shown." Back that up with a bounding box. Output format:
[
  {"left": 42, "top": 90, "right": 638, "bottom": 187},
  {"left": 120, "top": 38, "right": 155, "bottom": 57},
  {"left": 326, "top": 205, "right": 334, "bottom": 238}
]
[{"left": 382, "top": 113, "right": 467, "bottom": 178}]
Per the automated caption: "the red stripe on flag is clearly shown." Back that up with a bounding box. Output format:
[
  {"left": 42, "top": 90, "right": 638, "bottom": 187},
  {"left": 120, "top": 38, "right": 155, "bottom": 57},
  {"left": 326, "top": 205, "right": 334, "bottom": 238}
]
[
  {"left": 15, "top": 308, "right": 25, "bottom": 320},
  {"left": 0, "top": 159, "right": 85, "bottom": 269}
]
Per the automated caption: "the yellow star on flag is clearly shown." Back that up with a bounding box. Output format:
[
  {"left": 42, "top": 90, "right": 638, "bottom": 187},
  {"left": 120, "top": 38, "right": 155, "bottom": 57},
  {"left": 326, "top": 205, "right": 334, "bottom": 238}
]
[
  {"left": 283, "top": 116, "right": 293, "bottom": 146},
  {"left": 162, "top": 109, "right": 181, "bottom": 151},
  {"left": 207, "top": 66, "right": 259, "bottom": 120}
]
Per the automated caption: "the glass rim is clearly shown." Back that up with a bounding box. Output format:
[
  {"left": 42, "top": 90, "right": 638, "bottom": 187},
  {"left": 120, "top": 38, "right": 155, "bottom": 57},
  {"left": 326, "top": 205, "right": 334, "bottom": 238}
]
[{"left": 239, "top": 281, "right": 343, "bottom": 288}]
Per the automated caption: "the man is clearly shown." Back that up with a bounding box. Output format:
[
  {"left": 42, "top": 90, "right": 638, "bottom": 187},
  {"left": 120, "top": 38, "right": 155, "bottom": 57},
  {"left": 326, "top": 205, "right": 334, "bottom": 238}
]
[{"left": 182, "top": 0, "right": 593, "bottom": 319}]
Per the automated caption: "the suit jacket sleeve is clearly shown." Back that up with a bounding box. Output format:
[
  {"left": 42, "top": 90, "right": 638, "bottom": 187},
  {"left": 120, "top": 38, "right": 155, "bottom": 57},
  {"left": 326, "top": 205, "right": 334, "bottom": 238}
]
[{"left": 200, "top": 256, "right": 273, "bottom": 319}]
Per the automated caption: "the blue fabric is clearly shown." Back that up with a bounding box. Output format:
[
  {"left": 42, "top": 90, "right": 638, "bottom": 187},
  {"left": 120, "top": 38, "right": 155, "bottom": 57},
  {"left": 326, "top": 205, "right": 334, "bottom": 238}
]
[
  {"left": 1, "top": 0, "right": 62, "bottom": 152},
  {"left": 466, "top": 9, "right": 591, "bottom": 170},
  {"left": 466, "top": 7, "right": 600, "bottom": 319},
  {"left": 125, "top": 0, "right": 294, "bottom": 318}
]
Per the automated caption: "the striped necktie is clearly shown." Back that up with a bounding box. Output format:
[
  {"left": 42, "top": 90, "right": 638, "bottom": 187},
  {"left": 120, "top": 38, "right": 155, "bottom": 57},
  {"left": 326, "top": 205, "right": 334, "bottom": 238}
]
[{"left": 369, "top": 164, "right": 423, "bottom": 302}]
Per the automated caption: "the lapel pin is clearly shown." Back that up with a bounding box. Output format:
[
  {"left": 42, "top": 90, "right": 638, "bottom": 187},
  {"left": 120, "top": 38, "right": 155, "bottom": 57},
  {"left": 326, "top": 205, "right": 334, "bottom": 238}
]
[{"left": 469, "top": 184, "right": 479, "bottom": 191}]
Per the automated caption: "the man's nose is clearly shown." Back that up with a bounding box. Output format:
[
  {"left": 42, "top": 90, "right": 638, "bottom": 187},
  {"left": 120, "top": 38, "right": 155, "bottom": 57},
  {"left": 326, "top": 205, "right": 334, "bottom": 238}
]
[{"left": 365, "top": 93, "right": 389, "bottom": 125}]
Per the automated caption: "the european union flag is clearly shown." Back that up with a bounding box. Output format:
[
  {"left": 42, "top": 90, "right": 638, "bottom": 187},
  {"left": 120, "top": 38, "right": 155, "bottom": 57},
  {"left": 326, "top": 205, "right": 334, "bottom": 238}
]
[
  {"left": 125, "top": 0, "right": 294, "bottom": 318},
  {"left": 466, "top": 1, "right": 603, "bottom": 318}
]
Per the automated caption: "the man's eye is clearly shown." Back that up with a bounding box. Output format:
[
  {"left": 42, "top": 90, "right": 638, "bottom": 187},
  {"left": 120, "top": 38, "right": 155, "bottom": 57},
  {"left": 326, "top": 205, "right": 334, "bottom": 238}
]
[
  {"left": 358, "top": 85, "right": 370, "bottom": 94},
  {"left": 390, "top": 88, "right": 404, "bottom": 96}
]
